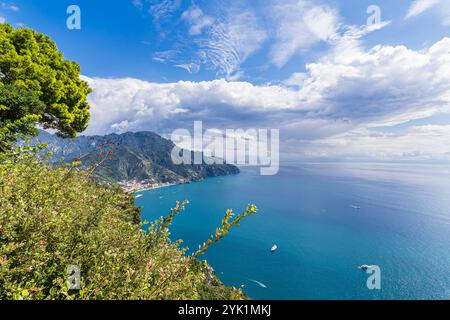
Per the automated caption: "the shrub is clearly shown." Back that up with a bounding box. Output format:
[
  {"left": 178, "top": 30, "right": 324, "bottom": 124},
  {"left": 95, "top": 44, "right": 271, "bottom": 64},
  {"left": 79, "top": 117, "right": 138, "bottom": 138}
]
[{"left": 0, "top": 152, "right": 252, "bottom": 300}]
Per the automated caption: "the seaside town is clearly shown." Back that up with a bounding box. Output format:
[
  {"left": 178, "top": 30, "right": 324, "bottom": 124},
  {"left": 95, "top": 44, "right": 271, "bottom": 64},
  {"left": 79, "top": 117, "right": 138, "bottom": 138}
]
[{"left": 118, "top": 178, "right": 190, "bottom": 193}]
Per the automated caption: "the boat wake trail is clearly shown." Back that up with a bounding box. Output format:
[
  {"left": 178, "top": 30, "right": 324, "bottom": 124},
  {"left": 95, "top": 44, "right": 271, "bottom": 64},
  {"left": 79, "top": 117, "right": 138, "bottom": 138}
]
[{"left": 249, "top": 279, "right": 268, "bottom": 289}]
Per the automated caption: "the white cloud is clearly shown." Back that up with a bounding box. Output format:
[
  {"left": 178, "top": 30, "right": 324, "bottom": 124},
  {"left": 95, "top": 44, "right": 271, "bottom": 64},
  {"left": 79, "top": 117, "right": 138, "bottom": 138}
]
[
  {"left": 181, "top": 5, "right": 214, "bottom": 36},
  {"left": 147, "top": 0, "right": 390, "bottom": 77},
  {"left": 132, "top": 0, "right": 143, "bottom": 10},
  {"left": 405, "top": 0, "right": 440, "bottom": 19},
  {"left": 303, "top": 37, "right": 450, "bottom": 126},
  {"left": 84, "top": 37, "right": 450, "bottom": 128},
  {"left": 303, "top": 125, "right": 450, "bottom": 161},
  {"left": 267, "top": 0, "right": 391, "bottom": 68},
  {"left": 1, "top": 2, "right": 19, "bottom": 12},
  {"left": 148, "top": 3, "right": 267, "bottom": 78},
  {"left": 81, "top": 76, "right": 299, "bottom": 135},
  {"left": 149, "top": 0, "right": 182, "bottom": 21},
  {"left": 0, "top": 16, "right": 5, "bottom": 24},
  {"left": 404, "top": 0, "right": 450, "bottom": 25},
  {"left": 268, "top": 0, "right": 340, "bottom": 68},
  {"left": 197, "top": 8, "right": 268, "bottom": 79},
  {"left": 135, "top": 0, "right": 182, "bottom": 33},
  {"left": 152, "top": 50, "right": 179, "bottom": 63},
  {"left": 175, "top": 63, "right": 200, "bottom": 74},
  {"left": 82, "top": 36, "right": 450, "bottom": 161}
]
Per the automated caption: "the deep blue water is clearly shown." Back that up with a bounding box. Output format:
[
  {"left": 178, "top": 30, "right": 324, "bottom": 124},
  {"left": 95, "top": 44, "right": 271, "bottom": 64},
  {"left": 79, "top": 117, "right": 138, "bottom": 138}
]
[{"left": 135, "top": 163, "right": 450, "bottom": 300}]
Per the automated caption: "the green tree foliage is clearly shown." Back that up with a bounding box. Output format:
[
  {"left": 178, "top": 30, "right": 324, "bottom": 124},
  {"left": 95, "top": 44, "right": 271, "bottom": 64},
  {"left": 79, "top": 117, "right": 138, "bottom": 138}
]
[
  {"left": 0, "top": 152, "right": 252, "bottom": 300},
  {"left": 0, "top": 23, "right": 91, "bottom": 150},
  {"left": 194, "top": 205, "right": 258, "bottom": 258},
  {"left": 0, "top": 84, "right": 44, "bottom": 151}
]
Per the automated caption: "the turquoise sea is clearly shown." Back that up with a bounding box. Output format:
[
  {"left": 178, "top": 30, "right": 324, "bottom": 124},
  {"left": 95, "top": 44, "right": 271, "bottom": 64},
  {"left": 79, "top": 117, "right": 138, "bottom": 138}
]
[{"left": 135, "top": 163, "right": 450, "bottom": 300}]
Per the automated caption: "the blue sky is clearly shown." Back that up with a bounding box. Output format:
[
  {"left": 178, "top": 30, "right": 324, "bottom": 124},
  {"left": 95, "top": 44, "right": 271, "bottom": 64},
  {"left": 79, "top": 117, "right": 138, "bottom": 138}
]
[
  {"left": 2, "top": 0, "right": 449, "bottom": 82},
  {"left": 2, "top": 0, "right": 450, "bottom": 162}
]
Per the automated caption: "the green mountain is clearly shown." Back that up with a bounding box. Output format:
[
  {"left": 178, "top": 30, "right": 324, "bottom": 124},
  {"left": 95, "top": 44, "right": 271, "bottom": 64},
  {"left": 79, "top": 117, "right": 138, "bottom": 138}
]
[{"left": 32, "top": 130, "right": 239, "bottom": 184}]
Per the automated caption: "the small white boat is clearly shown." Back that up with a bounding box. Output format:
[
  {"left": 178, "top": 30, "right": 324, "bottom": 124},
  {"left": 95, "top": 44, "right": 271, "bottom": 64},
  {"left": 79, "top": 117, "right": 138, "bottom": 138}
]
[
  {"left": 271, "top": 245, "right": 278, "bottom": 253},
  {"left": 135, "top": 194, "right": 143, "bottom": 199},
  {"left": 358, "top": 264, "right": 371, "bottom": 270},
  {"left": 351, "top": 205, "right": 361, "bottom": 210}
]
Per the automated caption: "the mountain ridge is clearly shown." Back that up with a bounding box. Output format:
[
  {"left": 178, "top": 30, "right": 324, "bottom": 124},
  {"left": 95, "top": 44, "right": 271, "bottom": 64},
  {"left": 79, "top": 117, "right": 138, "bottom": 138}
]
[{"left": 30, "top": 130, "right": 239, "bottom": 187}]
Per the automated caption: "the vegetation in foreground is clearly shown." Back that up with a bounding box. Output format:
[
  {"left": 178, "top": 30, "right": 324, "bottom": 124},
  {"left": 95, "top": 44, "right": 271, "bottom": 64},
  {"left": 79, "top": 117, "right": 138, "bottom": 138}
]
[{"left": 0, "top": 151, "right": 256, "bottom": 300}]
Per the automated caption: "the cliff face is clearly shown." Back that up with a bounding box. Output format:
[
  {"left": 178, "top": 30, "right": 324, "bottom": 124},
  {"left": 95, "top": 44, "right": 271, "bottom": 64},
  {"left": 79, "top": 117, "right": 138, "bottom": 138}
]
[{"left": 32, "top": 130, "right": 239, "bottom": 184}]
